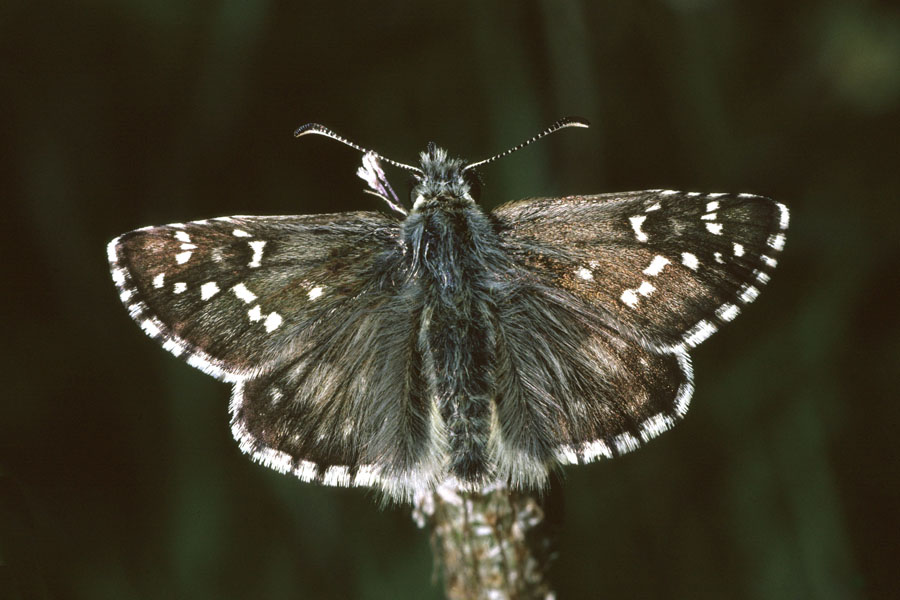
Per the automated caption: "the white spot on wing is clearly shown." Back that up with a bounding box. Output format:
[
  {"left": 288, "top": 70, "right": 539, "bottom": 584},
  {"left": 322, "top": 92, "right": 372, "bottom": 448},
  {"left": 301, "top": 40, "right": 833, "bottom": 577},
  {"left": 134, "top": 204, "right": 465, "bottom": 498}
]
[
  {"left": 264, "top": 312, "right": 282, "bottom": 332},
  {"left": 269, "top": 387, "right": 284, "bottom": 406},
  {"left": 622, "top": 280, "right": 656, "bottom": 308},
  {"left": 701, "top": 212, "right": 717, "bottom": 220},
  {"left": 354, "top": 465, "right": 381, "bottom": 487},
  {"left": 175, "top": 231, "right": 191, "bottom": 243},
  {"left": 645, "top": 202, "right": 661, "bottom": 212},
  {"left": 613, "top": 433, "right": 640, "bottom": 454},
  {"left": 777, "top": 202, "right": 790, "bottom": 229},
  {"left": 232, "top": 229, "right": 251, "bottom": 237},
  {"left": 127, "top": 302, "right": 144, "bottom": 318},
  {"left": 200, "top": 281, "right": 220, "bottom": 300},
  {"left": 716, "top": 303, "right": 740, "bottom": 322},
  {"left": 621, "top": 289, "right": 639, "bottom": 307},
  {"left": 232, "top": 283, "right": 257, "bottom": 303},
  {"left": 761, "top": 255, "right": 778, "bottom": 268},
  {"left": 254, "top": 447, "right": 293, "bottom": 474},
  {"left": 755, "top": 270, "right": 771, "bottom": 284},
  {"left": 674, "top": 351, "right": 694, "bottom": 416},
  {"left": 556, "top": 445, "right": 578, "bottom": 464},
  {"left": 643, "top": 255, "right": 670, "bottom": 276},
  {"left": 112, "top": 268, "right": 126, "bottom": 285},
  {"left": 706, "top": 200, "right": 720, "bottom": 212},
  {"left": 175, "top": 251, "right": 192, "bottom": 264},
  {"left": 684, "top": 320, "right": 717, "bottom": 347},
  {"left": 575, "top": 267, "right": 593, "bottom": 280},
  {"left": 733, "top": 243, "right": 745, "bottom": 257},
  {"left": 162, "top": 339, "right": 183, "bottom": 357},
  {"left": 323, "top": 466, "right": 351, "bottom": 486},
  {"left": 714, "top": 252, "right": 725, "bottom": 264},
  {"left": 681, "top": 252, "right": 699, "bottom": 270},
  {"left": 248, "top": 305, "right": 262, "bottom": 322},
  {"left": 180, "top": 343, "right": 238, "bottom": 382},
  {"left": 738, "top": 284, "right": 760, "bottom": 304},
  {"left": 294, "top": 461, "right": 318, "bottom": 482},
  {"left": 705, "top": 222, "right": 723, "bottom": 235},
  {"left": 660, "top": 190, "right": 678, "bottom": 196},
  {"left": 629, "top": 215, "right": 649, "bottom": 242},
  {"left": 173, "top": 282, "right": 187, "bottom": 294},
  {"left": 141, "top": 319, "right": 160, "bottom": 337},
  {"left": 248, "top": 240, "right": 266, "bottom": 268},
  {"left": 153, "top": 273, "right": 165, "bottom": 288},
  {"left": 639, "top": 413, "right": 675, "bottom": 442},
  {"left": 119, "top": 289, "right": 133, "bottom": 302},
  {"left": 106, "top": 238, "right": 119, "bottom": 264},
  {"left": 768, "top": 233, "right": 786, "bottom": 250},
  {"left": 581, "top": 439, "right": 613, "bottom": 461},
  {"left": 308, "top": 286, "right": 324, "bottom": 300}
]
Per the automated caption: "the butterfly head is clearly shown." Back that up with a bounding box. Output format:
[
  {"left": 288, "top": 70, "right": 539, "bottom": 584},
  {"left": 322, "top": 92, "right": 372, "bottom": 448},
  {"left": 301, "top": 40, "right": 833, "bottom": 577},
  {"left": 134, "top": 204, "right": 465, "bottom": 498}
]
[{"left": 411, "top": 143, "right": 481, "bottom": 211}]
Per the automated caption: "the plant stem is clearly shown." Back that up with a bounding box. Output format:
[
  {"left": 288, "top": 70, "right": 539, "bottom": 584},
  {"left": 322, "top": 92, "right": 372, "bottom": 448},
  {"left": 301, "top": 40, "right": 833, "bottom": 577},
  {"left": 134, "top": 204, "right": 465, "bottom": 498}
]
[{"left": 413, "top": 480, "right": 560, "bottom": 599}]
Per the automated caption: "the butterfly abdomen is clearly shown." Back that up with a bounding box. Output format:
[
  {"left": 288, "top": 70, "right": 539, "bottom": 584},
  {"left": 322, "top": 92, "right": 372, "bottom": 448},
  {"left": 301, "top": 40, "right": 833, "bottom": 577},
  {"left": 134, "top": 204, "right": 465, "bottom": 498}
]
[{"left": 408, "top": 201, "right": 501, "bottom": 484}]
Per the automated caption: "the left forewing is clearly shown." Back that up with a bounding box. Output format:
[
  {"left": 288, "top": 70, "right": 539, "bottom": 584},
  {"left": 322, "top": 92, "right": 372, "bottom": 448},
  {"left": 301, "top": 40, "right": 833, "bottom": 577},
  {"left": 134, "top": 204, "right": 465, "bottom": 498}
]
[{"left": 108, "top": 212, "right": 402, "bottom": 380}]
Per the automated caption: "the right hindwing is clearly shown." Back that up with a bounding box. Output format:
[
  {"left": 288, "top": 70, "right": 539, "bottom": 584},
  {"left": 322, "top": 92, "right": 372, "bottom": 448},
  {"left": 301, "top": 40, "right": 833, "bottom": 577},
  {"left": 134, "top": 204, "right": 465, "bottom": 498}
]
[{"left": 489, "top": 277, "right": 693, "bottom": 480}]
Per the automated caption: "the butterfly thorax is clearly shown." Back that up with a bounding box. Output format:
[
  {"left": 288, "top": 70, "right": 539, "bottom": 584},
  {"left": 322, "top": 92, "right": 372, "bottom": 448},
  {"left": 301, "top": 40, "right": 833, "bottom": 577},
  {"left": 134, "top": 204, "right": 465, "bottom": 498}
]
[{"left": 400, "top": 146, "right": 499, "bottom": 304}]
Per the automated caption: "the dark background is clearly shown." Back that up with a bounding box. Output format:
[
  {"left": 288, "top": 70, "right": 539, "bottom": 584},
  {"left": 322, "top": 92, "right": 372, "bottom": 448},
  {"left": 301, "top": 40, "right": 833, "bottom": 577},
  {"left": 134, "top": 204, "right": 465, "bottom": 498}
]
[{"left": 2, "top": 1, "right": 898, "bottom": 598}]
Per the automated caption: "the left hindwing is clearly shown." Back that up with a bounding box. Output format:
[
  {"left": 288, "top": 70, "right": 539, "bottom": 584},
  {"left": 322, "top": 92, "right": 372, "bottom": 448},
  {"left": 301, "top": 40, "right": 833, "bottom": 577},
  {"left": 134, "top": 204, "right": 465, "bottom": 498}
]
[
  {"left": 492, "top": 190, "right": 789, "bottom": 351},
  {"left": 109, "top": 212, "right": 446, "bottom": 500}
]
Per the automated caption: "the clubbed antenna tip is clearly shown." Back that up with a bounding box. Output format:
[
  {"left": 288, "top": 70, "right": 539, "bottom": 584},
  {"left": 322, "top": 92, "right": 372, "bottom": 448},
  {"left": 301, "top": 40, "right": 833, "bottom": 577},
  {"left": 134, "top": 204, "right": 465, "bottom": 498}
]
[
  {"left": 463, "top": 116, "right": 590, "bottom": 172},
  {"left": 294, "top": 123, "right": 422, "bottom": 174}
]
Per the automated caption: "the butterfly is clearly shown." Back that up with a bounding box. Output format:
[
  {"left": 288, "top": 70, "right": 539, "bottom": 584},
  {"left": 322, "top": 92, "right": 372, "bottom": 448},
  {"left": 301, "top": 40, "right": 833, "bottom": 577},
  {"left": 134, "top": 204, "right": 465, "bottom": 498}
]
[{"left": 108, "top": 117, "right": 788, "bottom": 502}]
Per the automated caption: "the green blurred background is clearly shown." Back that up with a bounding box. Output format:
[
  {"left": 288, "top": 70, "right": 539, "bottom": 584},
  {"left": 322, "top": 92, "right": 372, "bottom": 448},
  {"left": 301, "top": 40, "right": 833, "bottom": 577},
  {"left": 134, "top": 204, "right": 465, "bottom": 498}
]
[{"left": 2, "top": 1, "right": 899, "bottom": 598}]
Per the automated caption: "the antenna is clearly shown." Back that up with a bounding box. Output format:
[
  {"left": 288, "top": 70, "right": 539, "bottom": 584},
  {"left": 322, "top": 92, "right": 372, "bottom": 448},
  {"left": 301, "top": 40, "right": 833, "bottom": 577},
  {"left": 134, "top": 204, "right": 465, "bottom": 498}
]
[
  {"left": 294, "top": 123, "right": 423, "bottom": 175},
  {"left": 462, "top": 116, "right": 590, "bottom": 172}
]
